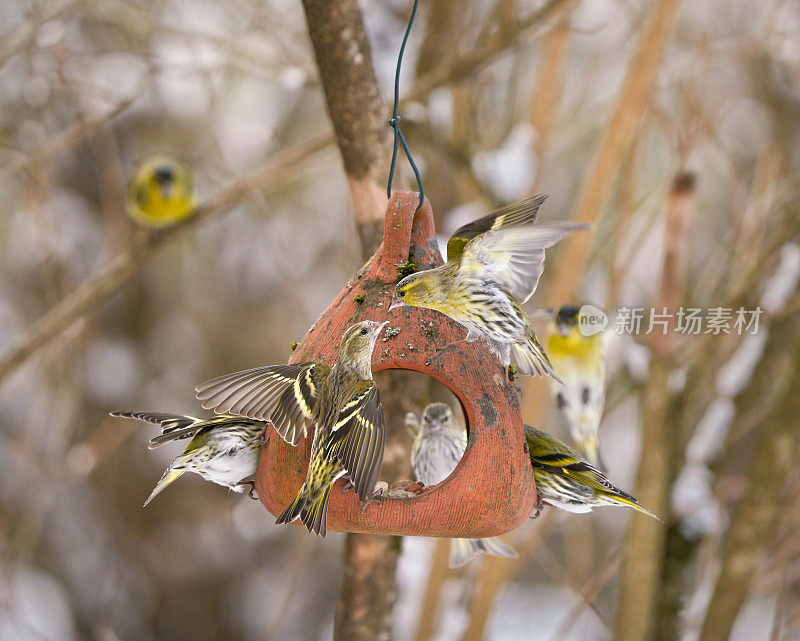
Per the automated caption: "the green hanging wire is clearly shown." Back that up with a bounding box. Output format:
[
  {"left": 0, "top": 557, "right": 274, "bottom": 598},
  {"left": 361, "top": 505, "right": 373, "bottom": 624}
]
[{"left": 386, "top": 0, "right": 424, "bottom": 210}]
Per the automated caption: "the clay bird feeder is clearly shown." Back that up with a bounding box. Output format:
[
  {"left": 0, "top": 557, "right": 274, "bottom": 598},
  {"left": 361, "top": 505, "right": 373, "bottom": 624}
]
[{"left": 255, "top": 191, "right": 538, "bottom": 537}]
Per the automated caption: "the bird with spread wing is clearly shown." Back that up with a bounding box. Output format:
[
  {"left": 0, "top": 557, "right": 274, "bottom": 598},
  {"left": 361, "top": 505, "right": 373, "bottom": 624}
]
[
  {"left": 390, "top": 195, "right": 589, "bottom": 379},
  {"left": 109, "top": 412, "right": 267, "bottom": 506},
  {"left": 195, "top": 320, "right": 388, "bottom": 536}
]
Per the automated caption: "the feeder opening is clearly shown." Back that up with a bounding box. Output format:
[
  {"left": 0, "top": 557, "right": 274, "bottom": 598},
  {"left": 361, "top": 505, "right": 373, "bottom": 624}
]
[{"left": 372, "top": 369, "right": 468, "bottom": 497}]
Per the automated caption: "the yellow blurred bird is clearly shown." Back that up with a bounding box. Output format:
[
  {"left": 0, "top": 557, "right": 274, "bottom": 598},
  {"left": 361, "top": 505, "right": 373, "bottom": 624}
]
[
  {"left": 546, "top": 305, "right": 607, "bottom": 468},
  {"left": 125, "top": 155, "right": 196, "bottom": 229}
]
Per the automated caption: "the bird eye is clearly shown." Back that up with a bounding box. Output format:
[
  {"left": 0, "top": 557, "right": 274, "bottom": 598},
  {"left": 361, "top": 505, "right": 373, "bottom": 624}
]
[
  {"left": 359, "top": 328, "right": 368, "bottom": 336},
  {"left": 399, "top": 290, "right": 406, "bottom": 298}
]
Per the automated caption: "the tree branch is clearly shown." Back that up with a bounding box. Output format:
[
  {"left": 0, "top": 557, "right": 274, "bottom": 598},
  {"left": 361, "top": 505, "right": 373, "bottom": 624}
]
[
  {"left": 698, "top": 309, "right": 800, "bottom": 641},
  {"left": 405, "top": 0, "right": 575, "bottom": 105},
  {"left": 546, "top": 0, "right": 684, "bottom": 306},
  {"left": 301, "top": 0, "right": 392, "bottom": 258},
  {"left": 614, "top": 171, "right": 695, "bottom": 641},
  {"left": 298, "top": 2, "right": 402, "bottom": 640}
]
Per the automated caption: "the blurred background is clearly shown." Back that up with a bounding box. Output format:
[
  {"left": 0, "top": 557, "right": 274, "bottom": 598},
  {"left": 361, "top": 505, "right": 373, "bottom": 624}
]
[{"left": 1, "top": 0, "right": 799, "bottom": 640}]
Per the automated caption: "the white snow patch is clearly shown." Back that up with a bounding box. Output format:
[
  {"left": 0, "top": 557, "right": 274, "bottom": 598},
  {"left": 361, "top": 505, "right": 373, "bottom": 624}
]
[
  {"left": 761, "top": 242, "right": 800, "bottom": 314},
  {"left": 716, "top": 330, "right": 769, "bottom": 397},
  {"left": 472, "top": 123, "right": 538, "bottom": 201},
  {"left": 687, "top": 397, "right": 736, "bottom": 465}
]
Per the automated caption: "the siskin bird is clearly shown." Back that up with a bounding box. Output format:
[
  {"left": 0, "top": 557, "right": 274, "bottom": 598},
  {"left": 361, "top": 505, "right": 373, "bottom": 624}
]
[
  {"left": 195, "top": 320, "right": 388, "bottom": 537},
  {"left": 110, "top": 412, "right": 267, "bottom": 506},
  {"left": 524, "top": 423, "right": 657, "bottom": 518},
  {"left": 390, "top": 195, "right": 589, "bottom": 379},
  {"left": 407, "top": 403, "right": 518, "bottom": 568},
  {"left": 546, "top": 305, "right": 607, "bottom": 468},
  {"left": 125, "top": 155, "right": 196, "bottom": 229}
]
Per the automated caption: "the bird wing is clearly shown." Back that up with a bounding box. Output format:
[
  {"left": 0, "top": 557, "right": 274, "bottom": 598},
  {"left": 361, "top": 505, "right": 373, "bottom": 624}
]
[
  {"left": 327, "top": 382, "right": 386, "bottom": 502},
  {"left": 528, "top": 427, "right": 634, "bottom": 497},
  {"left": 147, "top": 415, "right": 264, "bottom": 449},
  {"left": 110, "top": 411, "right": 203, "bottom": 448},
  {"left": 195, "top": 363, "right": 324, "bottom": 426},
  {"left": 458, "top": 223, "right": 589, "bottom": 303},
  {"left": 446, "top": 195, "right": 547, "bottom": 262},
  {"left": 110, "top": 411, "right": 199, "bottom": 431},
  {"left": 269, "top": 363, "right": 331, "bottom": 445}
]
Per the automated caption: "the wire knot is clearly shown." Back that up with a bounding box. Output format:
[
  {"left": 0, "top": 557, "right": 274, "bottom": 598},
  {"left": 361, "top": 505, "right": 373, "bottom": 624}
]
[{"left": 387, "top": 116, "right": 401, "bottom": 128}]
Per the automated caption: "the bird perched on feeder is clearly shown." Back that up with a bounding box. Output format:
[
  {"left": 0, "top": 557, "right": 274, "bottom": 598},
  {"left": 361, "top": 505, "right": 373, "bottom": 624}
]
[
  {"left": 195, "top": 320, "right": 389, "bottom": 537},
  {"left": 125, "top": 155, "right": 197, "bottom": 229},
  {"left": 546, "top": 305, "right": 607, "bottom": 468},
  {"left": 407, "top": 403, "right": 518, "bottom": 567},
  {"left": 109, "top": 412, "right": 267, "bottom": 506},
  {"left": 390, "top": 195, "right": 589, "bottom": 379},
  {"left": 525, "top": 424, "right": 656, "bottom": 518}
]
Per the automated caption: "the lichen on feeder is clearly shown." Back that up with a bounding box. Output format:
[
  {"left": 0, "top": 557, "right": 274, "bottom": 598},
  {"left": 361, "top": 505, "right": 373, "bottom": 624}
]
[{"left": 255, "top": 191, "right": 538, "bottom": 538}]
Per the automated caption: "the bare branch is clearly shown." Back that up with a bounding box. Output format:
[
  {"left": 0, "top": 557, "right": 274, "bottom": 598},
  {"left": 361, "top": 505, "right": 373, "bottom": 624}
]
[
  {"left": 614, "top": 171, "right": 696, "bottom": 641},
  {"left": 546, "top": 0, "right": 684, "bottom": 306},
  {"left": 405, "top": 0, "right": 576, "bottom": 105},
  {"left": 698, "top": 309, "right": 800, "bottom": 641},
  {"left": 301, "top": 0, "right": 391, "bottom": 258}
]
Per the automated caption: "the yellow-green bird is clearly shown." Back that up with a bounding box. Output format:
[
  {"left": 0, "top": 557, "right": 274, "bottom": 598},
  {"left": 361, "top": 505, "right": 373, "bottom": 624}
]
[
  {"left": 390, "top": 196, "right": 588, "bottom": 379},
  {"left": 125, "top": 155, "right": 196, "bottom": 229},
  {"left": 110, "top": 412, "right": 267, "bottom": 506},
  {"left": 407, "top": 403, "right": 518, "bottom": 568},
  {"left": 525, "top": 424, "right": 656, "bottom": 518},
  {"left": 547, "top": 305, "right": 607, "bottom": 468},
  {"left": 195, "top": 320, "right": 388, "bottom": 537}
]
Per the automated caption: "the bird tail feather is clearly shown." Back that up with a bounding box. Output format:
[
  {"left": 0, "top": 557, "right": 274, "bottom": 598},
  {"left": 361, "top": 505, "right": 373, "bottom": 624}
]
[
  {"left": 449, "top": 536, "right": 518, "bottom": 568},
  {"left": 300, "top": 486, "right": 332, "bottom": 538},
  {"left": 276, "top": 485, "right": 333, "bottom": 537},
  {"left": 143, "top": 468, "right": 184, "bottom": 507},
  {"left": 608, "top": 492, "right": 661, "bottom": 521},
  {"left": 276, "top": 489, "right": 307, "bottom": 526},
  {"left": 512, "top": 333, "right": 562, "bottom": 383}
]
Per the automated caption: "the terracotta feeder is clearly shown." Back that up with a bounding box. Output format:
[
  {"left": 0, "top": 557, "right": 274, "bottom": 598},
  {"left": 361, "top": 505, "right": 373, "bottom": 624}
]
[{"left": 255, "top": 191, "right": 538, "bottom": 537}]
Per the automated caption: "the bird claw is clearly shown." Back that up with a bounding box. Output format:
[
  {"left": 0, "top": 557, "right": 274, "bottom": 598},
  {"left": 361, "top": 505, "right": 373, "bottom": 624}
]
[
  {"left": 237, "top": 480, "right": 259, "bottom": 500},
  {"left": 259, "top": 432, "right": 270, "bottom": 447},
  {"left": 435, "top": 339, "right": 468, "bottom": 358},
  {"left": 341, "top": 477, "right": 354, "bottom": 493},
  {"left": 531, "top": 493, "right": 543, "bottom": 518},
  {"left": 361, "top": 490, "right": 383, "bottom": 514}
]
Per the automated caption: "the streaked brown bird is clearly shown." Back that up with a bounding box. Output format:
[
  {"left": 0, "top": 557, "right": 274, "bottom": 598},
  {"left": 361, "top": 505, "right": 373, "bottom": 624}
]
[
  {"left": 390, "top": 196, "right": 589, "bottom": 379},
  {"left": 195, "top": 320, "right": 388, "bottom": 536}
]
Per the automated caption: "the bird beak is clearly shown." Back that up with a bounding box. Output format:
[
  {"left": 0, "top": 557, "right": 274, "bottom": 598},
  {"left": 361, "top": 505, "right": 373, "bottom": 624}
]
[
  {"left": 388, "top": 295, "right": 403, "bottom": 311},
  {"left": 373, "top": 320, "right": 389, "bottom": 336}
]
